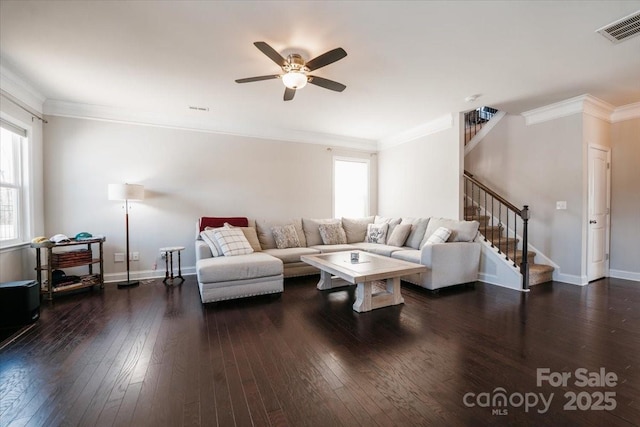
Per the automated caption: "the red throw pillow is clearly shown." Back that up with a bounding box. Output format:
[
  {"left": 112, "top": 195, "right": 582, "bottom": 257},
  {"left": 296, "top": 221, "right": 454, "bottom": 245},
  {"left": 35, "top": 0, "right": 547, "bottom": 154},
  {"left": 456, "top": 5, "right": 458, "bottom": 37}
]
[{"left": 199, "top": 217, "right": 248, "bottom": 232}]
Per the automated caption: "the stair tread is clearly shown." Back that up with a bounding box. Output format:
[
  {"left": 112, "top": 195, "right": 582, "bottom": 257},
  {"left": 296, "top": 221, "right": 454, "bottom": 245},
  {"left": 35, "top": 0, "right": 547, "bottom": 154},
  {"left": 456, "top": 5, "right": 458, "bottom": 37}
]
[
  {"left": 528, "top": 263, "right": 554, "bottom": 286},
  {"left": 529, "top": 264, "right": 554, "bottom": 273}
]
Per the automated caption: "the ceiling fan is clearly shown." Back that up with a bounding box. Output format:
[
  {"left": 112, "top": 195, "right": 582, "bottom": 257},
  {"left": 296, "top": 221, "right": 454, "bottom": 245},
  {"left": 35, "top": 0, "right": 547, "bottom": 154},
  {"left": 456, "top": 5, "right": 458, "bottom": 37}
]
[{"left": 235, "top": 41, "right": 347, "bottom": 101}]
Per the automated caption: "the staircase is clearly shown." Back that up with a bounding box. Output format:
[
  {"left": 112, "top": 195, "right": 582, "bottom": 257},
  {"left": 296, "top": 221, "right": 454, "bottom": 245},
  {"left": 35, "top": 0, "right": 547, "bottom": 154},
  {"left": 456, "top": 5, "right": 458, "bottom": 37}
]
[
  {"left": 464, "top": 206, "right": 554, "bottom": 286},
  {"left": 463, "top": 172, "right": 555, "bottom": 289},
  {"left": 465, "top": 106, "right": 498, "bottom": 146}
]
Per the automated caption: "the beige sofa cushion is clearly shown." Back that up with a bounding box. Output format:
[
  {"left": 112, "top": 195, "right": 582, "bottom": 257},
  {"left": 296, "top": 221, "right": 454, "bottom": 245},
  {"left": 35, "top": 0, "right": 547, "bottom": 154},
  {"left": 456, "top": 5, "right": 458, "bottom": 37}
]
[
  {"left": 401, "top": 217, "right": 430, "bottom": 249},
  {"left": 422, "top": 218, "right": 480, "bottom": 245},
  {"left": 302, "top": 218, "right": 341, "bottom": 246},
  {"left": 256, "top": 218, "right": 306, "bottom": 249},
  {"left": 197, "top": 253, "right": 282, "bottom": 283},
  {"left": 341, "top": 216, "right": 374, "bottom": 243},
  {"left": 262, "top": 247, "right": 320, "bottom": 263},
  {"left": 374, "top": 216, "right": 402, "bottom": 236},
  {"left": 308, "top": 244, "right": 359, "bottom": 253},
  {"left": 387, "top": 223, "right": 412, "bottom": 247},
  {"left": 350, "top": 242, "right": 404, "bottom": 257}
]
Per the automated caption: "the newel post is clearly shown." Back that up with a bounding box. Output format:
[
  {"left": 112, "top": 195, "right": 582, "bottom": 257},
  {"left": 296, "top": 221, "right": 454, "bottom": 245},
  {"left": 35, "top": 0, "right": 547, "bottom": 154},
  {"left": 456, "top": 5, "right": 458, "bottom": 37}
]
[{"left": 521, "top": 205, "right": 530, "bottom": 290}]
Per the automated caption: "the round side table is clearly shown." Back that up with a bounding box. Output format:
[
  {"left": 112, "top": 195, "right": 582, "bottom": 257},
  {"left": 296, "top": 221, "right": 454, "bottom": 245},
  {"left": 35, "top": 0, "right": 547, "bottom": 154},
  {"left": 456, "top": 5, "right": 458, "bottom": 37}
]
[{"left": 160, "top": 246, "right": 185, "bottom": 285}]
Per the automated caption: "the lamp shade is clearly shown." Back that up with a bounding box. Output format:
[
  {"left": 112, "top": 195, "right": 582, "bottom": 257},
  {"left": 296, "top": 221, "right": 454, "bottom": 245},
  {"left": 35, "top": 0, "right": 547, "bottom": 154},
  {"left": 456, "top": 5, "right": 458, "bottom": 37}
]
[{"left": 108, "top": 183, "right": 144, "bottom": 201}]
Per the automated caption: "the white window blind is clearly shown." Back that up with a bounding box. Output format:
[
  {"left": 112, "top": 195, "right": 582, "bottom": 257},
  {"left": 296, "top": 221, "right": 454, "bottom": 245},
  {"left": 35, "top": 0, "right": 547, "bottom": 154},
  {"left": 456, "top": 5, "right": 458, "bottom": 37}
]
[
  {"left": 333, "top": 157, "right": 370, "bottom": 218},
  {"left": 0, "top": 120, "right": 27, "bottom": 245}
]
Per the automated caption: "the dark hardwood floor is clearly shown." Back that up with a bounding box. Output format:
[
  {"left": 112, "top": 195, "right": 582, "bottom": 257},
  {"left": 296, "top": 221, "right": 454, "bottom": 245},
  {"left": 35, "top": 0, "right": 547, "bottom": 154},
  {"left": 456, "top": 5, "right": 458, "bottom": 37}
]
[{"left": 0, "top": 276, "right": 638, "bottom": 427}]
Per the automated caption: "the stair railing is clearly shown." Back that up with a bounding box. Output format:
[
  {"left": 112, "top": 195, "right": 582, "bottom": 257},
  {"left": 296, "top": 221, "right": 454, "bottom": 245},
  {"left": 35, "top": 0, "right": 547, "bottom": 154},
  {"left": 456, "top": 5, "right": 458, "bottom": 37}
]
[
  {"left": 464, "top": 171, "right": 530, "bottom": 290},
  {"left": 464, "top": 106, "right": 498, "bottom": 146}
]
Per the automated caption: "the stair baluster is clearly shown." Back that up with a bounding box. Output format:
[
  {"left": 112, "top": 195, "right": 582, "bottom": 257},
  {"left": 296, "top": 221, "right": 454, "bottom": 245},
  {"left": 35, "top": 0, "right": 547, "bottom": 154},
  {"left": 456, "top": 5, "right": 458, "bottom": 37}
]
[{"left": 463, "top": 170, "right": 531, "bottom": 290}]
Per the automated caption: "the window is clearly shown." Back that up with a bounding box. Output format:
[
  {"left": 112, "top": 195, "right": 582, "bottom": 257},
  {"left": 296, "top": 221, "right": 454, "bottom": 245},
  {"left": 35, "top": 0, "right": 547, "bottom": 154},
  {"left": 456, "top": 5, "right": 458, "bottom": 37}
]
[
  {"left": 0, "top": 119, "right": 28, "bottom": 247},
  {"left": 333, "top": 157, "right": 370, "bottom": 218}
]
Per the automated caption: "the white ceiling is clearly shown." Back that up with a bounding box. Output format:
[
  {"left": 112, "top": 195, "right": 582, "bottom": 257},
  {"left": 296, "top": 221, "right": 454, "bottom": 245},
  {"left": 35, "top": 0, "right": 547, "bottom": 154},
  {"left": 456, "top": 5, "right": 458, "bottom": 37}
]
[{"left": 1, "top": 1, "right": 639, "bottom": 146}]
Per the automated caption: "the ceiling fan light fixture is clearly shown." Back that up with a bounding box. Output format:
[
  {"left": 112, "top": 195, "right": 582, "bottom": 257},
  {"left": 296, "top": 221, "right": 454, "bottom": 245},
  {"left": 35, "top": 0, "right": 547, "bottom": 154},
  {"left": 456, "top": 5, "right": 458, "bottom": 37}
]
[{"left": 282, "top": 71, "right": 308, "bottom": 89}]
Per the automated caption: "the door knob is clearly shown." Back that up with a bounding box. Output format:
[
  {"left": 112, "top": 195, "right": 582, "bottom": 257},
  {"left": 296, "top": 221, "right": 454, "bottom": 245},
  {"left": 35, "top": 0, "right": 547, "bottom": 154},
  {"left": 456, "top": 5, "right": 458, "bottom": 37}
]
[{"left": 589, "top": 220, "right": 597, "bottom": 224}]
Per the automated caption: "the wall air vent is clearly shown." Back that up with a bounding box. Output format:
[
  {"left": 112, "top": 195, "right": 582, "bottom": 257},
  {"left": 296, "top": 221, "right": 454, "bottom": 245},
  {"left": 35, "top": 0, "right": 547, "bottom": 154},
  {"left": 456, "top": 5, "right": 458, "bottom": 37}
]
[{"left": 596, "top": 10, "right": 640, "bottom": 44}]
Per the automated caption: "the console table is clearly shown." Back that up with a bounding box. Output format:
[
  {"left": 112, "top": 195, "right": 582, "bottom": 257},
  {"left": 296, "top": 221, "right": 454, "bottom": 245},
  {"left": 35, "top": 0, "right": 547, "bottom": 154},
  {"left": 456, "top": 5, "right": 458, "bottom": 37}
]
[{"left": 31, "top": 237, "right": 105, "bottom": 300}]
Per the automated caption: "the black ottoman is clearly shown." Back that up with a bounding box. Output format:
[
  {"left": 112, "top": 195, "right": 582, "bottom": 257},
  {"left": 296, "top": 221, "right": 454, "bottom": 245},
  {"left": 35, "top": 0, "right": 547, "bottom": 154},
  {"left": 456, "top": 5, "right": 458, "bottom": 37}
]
[{"left": 0, "top": 280, "right": 40, "bottom": 327}]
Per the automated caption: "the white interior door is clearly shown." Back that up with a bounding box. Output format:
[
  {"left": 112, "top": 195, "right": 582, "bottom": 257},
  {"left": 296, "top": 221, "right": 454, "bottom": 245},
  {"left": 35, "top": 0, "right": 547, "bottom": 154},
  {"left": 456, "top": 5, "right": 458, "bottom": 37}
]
[{"left": 587, "top": 146, "right": 610, "bottom": 282}]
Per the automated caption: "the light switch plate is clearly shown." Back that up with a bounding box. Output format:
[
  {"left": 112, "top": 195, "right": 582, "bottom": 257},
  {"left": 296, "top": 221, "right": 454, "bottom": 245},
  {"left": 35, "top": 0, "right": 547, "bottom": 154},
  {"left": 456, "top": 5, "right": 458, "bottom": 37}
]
[{"left": 556, "top": 201, "right": 567, "bottom": 210}]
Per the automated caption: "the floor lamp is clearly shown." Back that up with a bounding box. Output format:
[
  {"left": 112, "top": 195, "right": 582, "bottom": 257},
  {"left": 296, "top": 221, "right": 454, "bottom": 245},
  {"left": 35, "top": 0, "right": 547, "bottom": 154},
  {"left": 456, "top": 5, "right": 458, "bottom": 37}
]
[{"left": 108, "top": 183, "right": 144, "bottom": 288}]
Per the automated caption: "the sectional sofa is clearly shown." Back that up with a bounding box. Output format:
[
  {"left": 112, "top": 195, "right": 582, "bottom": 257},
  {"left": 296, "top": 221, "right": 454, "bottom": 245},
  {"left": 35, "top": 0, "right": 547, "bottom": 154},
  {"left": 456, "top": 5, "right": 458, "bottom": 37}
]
[{"left": 195, "top": 216, "right": 481, "bottom": 304}]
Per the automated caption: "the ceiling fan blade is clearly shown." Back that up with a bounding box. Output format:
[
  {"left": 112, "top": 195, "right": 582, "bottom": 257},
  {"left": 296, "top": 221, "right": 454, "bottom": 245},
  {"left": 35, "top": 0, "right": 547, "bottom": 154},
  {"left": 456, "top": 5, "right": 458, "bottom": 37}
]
[
  {"left": 305, "top": 47, "right": 347, "bottom": 71},
  {"left": 254, "top": 41, "right": 287, "bottom": 67},
  {"left": 308, "top": 76, "right": 346, "bottom": 92},
  {"left": 235, "top": 75, "right": 280, "bottom": 83},
  {"left": 284, "top": 87, "right": 296, "bottom": 101}
]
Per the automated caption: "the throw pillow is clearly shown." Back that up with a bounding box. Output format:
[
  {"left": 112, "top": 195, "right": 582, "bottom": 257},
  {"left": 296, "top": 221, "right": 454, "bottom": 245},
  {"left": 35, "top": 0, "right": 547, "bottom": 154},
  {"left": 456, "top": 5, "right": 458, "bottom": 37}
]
[
  {"left": 341, "top": 216, "right": 374, "bottom": 243},
  {"left": 302, "top": 218, "right": 341, "bottom": 246},
  {"left": 423, "top": 227, "right": 451, "bottom": 246},
  {"left": 256, "top": 219, "right": 306, "bottom": 249},
  {"left": 212, "top": 228, "right": 254, "bottom": 256},
  {"left": 401, "top": 217, "right": 430, "bottom": 249},
  {"left": 200, "top": 228, "right": 223, "bottom": 257},
  {"left": 422, "top": 218, "right": 480, "bottom": 245},
  {"left": 366, "top": 223, "right": 389, "bottom": 244},
  {"left": 386, "top": 223, "right": 412, "bottom": 247},
  {"left": 271, "top": 224, "right": 301, "bottom": 249},
  {"left": 374, "top": 216, "right": 402, "bottom": 236},
  {"left": 318, "top": 223, "right": 347, "bottom": 245},
  {"left": 224, "top": 223, "right": 262, "bottom": 252}
]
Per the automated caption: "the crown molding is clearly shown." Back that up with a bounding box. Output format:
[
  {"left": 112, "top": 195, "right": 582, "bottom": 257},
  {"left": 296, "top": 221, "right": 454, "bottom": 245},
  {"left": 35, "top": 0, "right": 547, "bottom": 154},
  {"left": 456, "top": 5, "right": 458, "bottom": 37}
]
[
  {"left": 611, "top": 102, "right": 640, "bottom": 123},
  {"left": 582, "top": 95, "right": 616, "bottom": 122},
  {"left": 521, "top": 94, "right": 616, "bottom": 125},
  {"left": 377, "top": 114, "right": 453, "bottom": 151},
  {"left": 519, "top": 94, "right": 640, "bottom": 125},
  {"left": 43, "top": 99, "right": 378, "bottom": 151},
  {"left": 0, "top": 63, "right": 46, "bottom": 113}
]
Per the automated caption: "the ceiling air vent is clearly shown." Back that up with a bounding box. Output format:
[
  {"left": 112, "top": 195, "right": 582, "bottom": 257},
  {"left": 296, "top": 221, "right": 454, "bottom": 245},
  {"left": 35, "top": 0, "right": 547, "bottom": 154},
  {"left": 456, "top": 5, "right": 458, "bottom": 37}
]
[{"left": 596, "top": 10, "right": 640, "bottom": 44}]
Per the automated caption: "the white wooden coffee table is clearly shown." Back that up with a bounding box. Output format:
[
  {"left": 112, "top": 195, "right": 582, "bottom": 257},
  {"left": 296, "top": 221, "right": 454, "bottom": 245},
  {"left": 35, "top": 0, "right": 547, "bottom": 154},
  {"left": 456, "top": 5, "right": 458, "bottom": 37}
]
[{"left": 300, "top": 251, "right": 426, "bottom": 312}]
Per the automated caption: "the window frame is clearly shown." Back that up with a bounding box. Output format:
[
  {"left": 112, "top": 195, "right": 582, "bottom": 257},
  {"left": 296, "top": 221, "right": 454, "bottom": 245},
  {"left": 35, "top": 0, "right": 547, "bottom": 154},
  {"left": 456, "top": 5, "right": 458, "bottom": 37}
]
[
  {"left": 332, "top": 156, "right": 371, "bottom": 219},
  {"left": 0, "top": 115, "right": 31, "bottom": 249}
]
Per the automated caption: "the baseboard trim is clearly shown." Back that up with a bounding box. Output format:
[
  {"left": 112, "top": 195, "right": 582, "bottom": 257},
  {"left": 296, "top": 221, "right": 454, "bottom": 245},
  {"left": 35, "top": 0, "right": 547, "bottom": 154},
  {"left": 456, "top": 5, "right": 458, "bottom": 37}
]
[
  {"left": 609, "top": 269, "right": 640, "bottom": 282},
  {"left": 105, "top": 267, "right": 196, "bottom": 283},
  {"left": 554, "top": 272, "right": 588, "bottom": 286},
  {"left": 478, "top": 272, "right": 524, "bottom": 292}
]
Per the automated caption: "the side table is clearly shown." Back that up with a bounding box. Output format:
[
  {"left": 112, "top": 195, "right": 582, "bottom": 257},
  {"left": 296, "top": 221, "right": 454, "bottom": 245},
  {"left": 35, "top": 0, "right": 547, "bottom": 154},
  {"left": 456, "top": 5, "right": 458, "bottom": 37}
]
[{"left": 160, "top": 246, "right": 185, "bottom": 285}]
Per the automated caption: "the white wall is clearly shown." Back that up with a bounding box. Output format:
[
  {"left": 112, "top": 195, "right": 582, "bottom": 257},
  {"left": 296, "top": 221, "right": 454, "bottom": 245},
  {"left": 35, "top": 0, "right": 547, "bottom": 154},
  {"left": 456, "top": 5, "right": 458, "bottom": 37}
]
[
  {"left": 610, "top": 118, "right": 640, "bottom": 280},
  {"left": 0, "top": 97, "right": 45, "bottom": 282},
  {"left": 465, "top": 113, "right": 585, "bottom": 281},
  {"left": 43, "top": 116, "right": 377, "bottom": 281},
  {"left": 377, "top": 116, "right": 461, "bottom": 219},
  {"left": 466, "top": 109, "right": 640, "bottom": 285}
]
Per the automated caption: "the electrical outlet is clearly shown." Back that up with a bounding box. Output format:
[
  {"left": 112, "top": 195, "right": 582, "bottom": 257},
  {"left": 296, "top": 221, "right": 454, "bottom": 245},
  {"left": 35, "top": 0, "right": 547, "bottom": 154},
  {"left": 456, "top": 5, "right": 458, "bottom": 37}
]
[
  {"left": 556, "top": 201, "right": 567, "bottom": 210},
  {"left": 115, "top": 253, "right": 125, "bottom": 262},
  {"left": 130, "top": 252, "right": 140, "bottom": 261}
]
